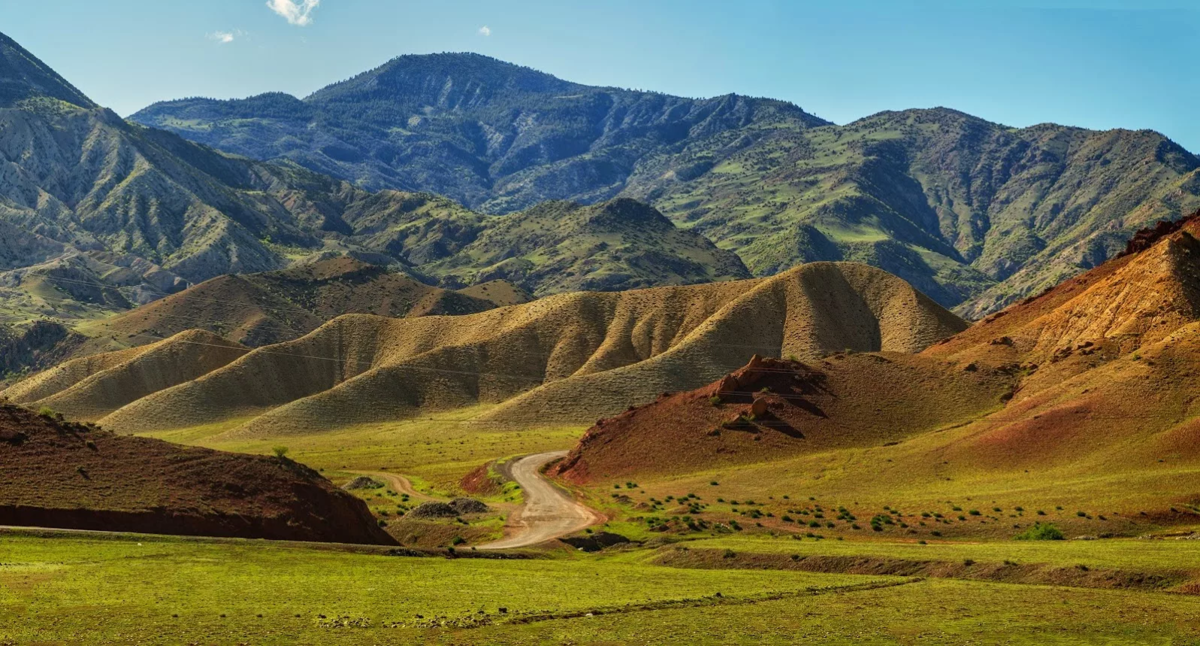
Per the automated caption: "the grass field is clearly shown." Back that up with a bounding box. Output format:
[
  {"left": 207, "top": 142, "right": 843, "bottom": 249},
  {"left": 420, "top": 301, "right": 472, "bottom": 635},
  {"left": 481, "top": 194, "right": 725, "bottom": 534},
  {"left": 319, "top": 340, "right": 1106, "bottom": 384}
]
[
  {"left": 142, "top": 407, "right": 586, "bottom": 495},
  {"left": 586, "top": 431, "right": 1200, "bottom": 542},
  {"left": 3, "top": 531, "right": 1200, "bottom": 644},
  {"left": 675, "top": 534, "right": 1200, "bottom": 575}
]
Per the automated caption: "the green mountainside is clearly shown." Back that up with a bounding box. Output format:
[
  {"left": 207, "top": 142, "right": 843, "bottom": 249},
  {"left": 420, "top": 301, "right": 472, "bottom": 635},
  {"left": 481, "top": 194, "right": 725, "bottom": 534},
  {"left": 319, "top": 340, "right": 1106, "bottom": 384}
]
[
  {"left": 134, "top": 55, "right": 1200, "bottom": 314},
  {"left": 0, "top": 34, "right": 742, "bottom": 330},
  {"left": 0, "top": 32, "right": 95, "bottom": 109},
  {"left": 131, "top": 53, "right": 828, "bottom": 213},
  {"left": 627, "top": 108, "right": 1200, "bottom": 313},
  {"left": 423, "top": 198, "right": 750, "bottom": 294}
]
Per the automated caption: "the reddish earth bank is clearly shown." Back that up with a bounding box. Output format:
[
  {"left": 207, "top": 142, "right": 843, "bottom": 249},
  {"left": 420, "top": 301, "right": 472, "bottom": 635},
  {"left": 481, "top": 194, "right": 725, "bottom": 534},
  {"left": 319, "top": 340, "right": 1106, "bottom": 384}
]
[{"left": 0, "top": 405, "right": 395, "bottom": 544}]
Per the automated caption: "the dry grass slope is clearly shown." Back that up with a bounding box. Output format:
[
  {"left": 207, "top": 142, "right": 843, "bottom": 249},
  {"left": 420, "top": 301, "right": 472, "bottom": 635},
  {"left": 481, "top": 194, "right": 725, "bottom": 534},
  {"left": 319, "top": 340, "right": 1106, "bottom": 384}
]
[
  {"left": 98, "top": 262, "right": 964, "bottom": 437},
  {"left": 92, "top": 257, "right": 501, "bottom": 349},
  {"left": 29, "top": 330, "right": 246, "bottom": 422}
]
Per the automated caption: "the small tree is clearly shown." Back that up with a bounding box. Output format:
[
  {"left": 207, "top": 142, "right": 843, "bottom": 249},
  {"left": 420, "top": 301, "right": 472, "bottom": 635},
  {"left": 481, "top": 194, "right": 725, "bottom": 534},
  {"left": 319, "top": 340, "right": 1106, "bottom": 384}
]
[
  {"left": 1015, "top": 523, "right": 1065, "bottom": 541},
  {"left": 272, "top": 446, "right": 289, "bottom": 459}
]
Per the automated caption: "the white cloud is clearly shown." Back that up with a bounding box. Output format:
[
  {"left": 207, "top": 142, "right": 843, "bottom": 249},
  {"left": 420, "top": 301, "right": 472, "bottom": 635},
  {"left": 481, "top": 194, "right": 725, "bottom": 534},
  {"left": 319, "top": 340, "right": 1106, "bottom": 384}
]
[
  {"left": 478, "top": 25, "right": 491, "bottom": 37},
  {"left": 266, "top": 0, "right": 320, "bottom": 26},
  {"left": 208, "top": 31, "right": 236, "bottom": 44}
]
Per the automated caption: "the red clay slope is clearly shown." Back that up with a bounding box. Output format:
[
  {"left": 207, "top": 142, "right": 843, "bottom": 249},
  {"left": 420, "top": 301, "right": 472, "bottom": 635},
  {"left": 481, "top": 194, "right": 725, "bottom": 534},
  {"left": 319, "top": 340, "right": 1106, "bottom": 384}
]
[
  {"left": 551, "top": 353, "right": 1010, "bottom": 482},
  {"left": 0, "top": 405, "right": 395, "bottom": 545},
  {"left": 553, "top": 211, "right": 1200, "bottom": 482}
]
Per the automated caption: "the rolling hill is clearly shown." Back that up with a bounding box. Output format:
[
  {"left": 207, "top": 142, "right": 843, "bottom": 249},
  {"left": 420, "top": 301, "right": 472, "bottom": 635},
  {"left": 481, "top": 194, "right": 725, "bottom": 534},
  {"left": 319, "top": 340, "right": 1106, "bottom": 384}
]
[
  {"left": 550, "top": 212, "right": 1200, "bottom": 508},
  {"left": 21, "top": 261, "right": 964, "bottom": 438},
  {"left": 3, "top": 329, "right": 247, "bottom": 421},
  {"left": 133, "top": 54, "right": 1200, "bottom": 314},
  {"left": 85, "top": 256, "right": 510, "bottom": 350},
  {"left": 0, "top": 403, "right": 395, "bottom": 544}
]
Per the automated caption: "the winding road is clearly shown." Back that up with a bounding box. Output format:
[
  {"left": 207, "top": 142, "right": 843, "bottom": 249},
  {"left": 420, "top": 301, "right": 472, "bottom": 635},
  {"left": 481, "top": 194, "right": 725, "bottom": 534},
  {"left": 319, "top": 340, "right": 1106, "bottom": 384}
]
[{"left": 478, "top": 451, "right": 602, "bottom": 550}]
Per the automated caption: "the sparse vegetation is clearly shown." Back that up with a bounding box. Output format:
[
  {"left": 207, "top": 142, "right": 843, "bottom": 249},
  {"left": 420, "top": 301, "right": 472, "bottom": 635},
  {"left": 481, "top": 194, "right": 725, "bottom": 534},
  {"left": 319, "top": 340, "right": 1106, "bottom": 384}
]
[{"left": 1015, "top": 523, "right": 1065, "bottom": 541}]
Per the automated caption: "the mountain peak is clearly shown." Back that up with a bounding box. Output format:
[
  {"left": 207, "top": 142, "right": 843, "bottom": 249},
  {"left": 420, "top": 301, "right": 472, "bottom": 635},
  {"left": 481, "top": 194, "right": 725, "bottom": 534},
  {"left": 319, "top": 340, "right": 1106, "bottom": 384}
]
[
  {"left": 306, "top": 52, "right": 577, "bottom": 106},
  {"left": 0, "top": 32, "right": 95, "bottom": 109}
]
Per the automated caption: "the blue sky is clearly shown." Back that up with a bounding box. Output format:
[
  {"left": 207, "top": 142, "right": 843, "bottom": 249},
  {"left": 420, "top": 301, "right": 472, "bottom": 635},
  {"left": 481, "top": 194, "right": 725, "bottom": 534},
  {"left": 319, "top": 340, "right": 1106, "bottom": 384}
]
[{"left": 5, "top": 0, "right": 1199, "bottom": 149}]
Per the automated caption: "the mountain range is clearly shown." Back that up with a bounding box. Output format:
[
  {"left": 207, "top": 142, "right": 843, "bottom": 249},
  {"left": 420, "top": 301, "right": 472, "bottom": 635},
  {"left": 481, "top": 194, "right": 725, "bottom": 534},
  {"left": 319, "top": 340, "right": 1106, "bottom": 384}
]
[
  {"left": 133, "top": 53, "right": 1200, "bottom": 314},
  {"left": 3, "top": 28, "right": 1200, "bottom": 345},
  {"left": 0, "top": 33, "right": 746, "bottom": 340}
]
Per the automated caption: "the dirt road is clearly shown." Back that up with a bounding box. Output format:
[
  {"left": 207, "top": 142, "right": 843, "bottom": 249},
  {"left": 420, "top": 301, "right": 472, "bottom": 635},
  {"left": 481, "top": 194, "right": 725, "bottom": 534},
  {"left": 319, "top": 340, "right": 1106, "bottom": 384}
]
[
  {"left": 478, "top": 451, "right": 601, "bottom": 550},
  {"left": 352, "top": 471, "right": 436, "bottom": 502}
]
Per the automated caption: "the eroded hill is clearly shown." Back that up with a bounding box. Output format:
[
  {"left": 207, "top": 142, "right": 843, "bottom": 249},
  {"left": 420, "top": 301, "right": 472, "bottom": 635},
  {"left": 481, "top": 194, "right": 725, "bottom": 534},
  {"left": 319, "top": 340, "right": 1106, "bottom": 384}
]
[
  {"left": 88, "top": 257, "right": 506, "bottom": 350},
  {"left": 552, "top": 213, "right": 1200, "bottom": 495},
  {"left": 34, "top": 262, "right": 964, "bottom": 438},
  {"left": 0, "top": 404, "right": 395, "bottom": 544}
]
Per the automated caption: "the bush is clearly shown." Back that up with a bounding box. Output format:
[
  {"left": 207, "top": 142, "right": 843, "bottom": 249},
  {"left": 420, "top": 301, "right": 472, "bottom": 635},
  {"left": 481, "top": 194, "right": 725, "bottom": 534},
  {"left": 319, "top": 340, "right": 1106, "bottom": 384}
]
[
  {"left": 1015, "top": 523, "right": 1065, "bottom": 541},
  {"left": 709, "top": 395, "right": 722, "bottom": 407},
  {"left": 272, "top": 446, "right": 289, "bottom": 459},
  {"left": 37, "top": 406, "right": 55, "bottom": 418}
]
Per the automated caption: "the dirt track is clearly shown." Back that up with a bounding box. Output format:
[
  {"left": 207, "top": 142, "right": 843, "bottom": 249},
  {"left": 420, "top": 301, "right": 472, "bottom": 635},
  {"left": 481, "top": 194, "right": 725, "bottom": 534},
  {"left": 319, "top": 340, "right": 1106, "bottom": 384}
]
[
  {"left": 354, "top": 471, "right": 436, "bottom": 502},
  {"left": 478, "top": 451, "right": 601, "bottom": 550}
]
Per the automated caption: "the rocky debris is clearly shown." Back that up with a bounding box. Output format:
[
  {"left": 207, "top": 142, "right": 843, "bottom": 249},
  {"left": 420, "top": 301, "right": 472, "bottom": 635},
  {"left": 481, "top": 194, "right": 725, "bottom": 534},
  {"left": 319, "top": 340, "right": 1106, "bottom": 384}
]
[
  {"left": 750, "top": 397, "right": 770, "bottom": 418},
  {"left": 716, "top": 374, "right": 740, "bottom": 395},
  {"left": 560, "top": 531, "right": 632, "bottom": 552},
  {"left": 406, "top": 498, "right": 489, "bottom": 519},
  {"left": 343, "top": 476, "right": 384, "bottom": 490},
  {"left": 1120, "top": 211, "right": 1200, "bottom": 257},
  {"left": 449, "top": 498, "right": 490, "bottom": 514},
  {"left": 407, "top": 502, "right": 459, "bottom": 519}
]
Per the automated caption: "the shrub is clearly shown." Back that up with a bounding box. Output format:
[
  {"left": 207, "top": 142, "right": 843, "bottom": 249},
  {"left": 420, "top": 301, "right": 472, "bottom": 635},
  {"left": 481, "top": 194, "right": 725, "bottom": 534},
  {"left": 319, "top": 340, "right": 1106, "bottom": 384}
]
[
  {"left": 1015, "top": 523, "right": 1065, "bottom": 541},
  {"left": 272, "top": 446, "right": 289, "bottom": 459},
  {"left": 37, "top": 406, "right": 55, "bottom": 418},
  {"left": 709, "top": 395, "right": 722, "bottom": 406}
]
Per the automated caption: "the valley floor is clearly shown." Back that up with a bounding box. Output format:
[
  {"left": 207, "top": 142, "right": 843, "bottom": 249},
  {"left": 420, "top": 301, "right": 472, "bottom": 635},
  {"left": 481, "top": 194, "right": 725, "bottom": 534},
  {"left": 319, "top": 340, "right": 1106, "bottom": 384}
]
[
  {"left": 2, "top": 530, "right": 1199, "bottom": 644},
  {"left": 9, "top": 405, "right": 1200, "bottom": 644}
]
